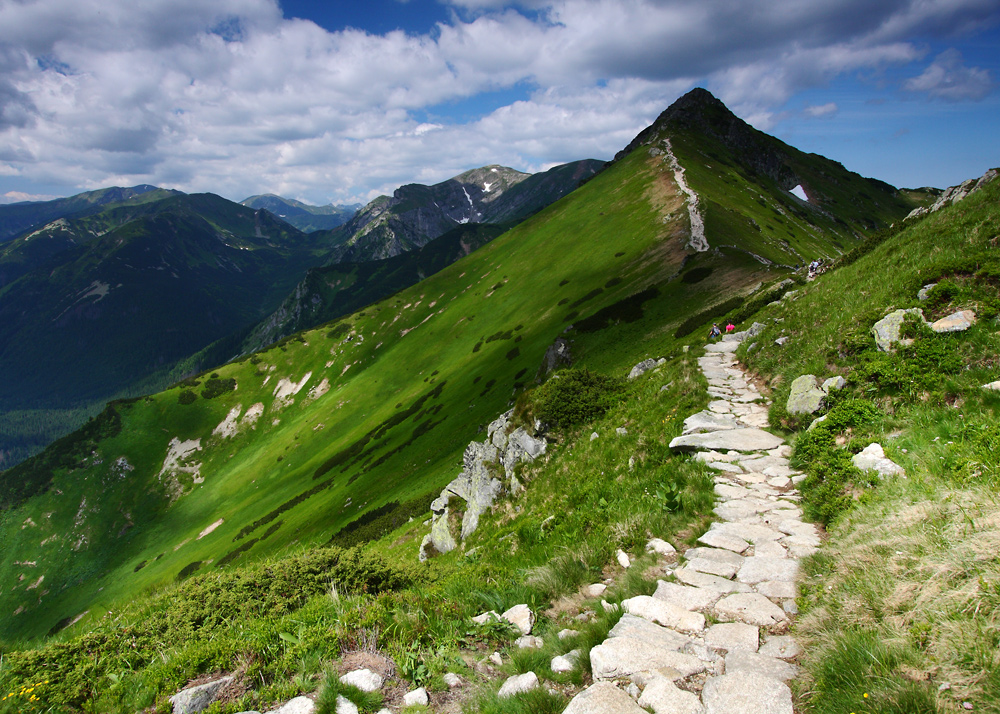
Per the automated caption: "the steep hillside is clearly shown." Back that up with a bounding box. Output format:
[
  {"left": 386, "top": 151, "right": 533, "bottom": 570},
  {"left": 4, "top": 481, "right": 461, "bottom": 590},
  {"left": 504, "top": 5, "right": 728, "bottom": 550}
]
[
  {"left": 240, "top": 222, "right": 509, "bottom": 353},
  {"left": 0, "top": 193, "right": 338, "bottom": 468},
  {"left": 325, "top": 160, "right": 603, "bottom": 263},
  {"left": 0, "top": 90, "right": 918, "bottom": 651},
  {"left": 240, "top": 195, "right": 360, "bottom": 232},
  {"left": 0, "top": 185, "right": 173, "bottom": 245}
]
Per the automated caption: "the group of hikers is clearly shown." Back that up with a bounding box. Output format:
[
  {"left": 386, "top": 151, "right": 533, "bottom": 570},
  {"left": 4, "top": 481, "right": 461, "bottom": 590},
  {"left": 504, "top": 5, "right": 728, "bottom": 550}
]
[{"left": 708, "top": 322, "right": 735, "bottom": 339}]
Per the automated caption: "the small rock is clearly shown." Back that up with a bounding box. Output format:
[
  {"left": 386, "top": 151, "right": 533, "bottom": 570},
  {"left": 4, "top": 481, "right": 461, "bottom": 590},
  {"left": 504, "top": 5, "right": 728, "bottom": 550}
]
[
  {"left": 774, "top": 336, "right": 789, "bottom": 346},
  {"left": 629, "top": 358, "right": 659, "bottom": 380},
  {"left": 587, "top": 583, "right": 608, "bottom": 597},
  {"left": 646, "top": 538, "right": 677, "bottom": 556},
  {"left": 501, "top": 604, "right": 535, "bottom": 635},
  {"left": 558, "top": 628, "right": 580, "bottom": 640},
  {"left": 403, "top": 688, "right": 428, "bottom": 707},
  {"left": 931, "top": 309, "right": 976, "bottom": 333},
  {"left": 852, "top": 443, "right": 905, "bottom": 478},
  {"left": 616, "top": 427, "right": 628, "bottom": 436},
  {"left": 515, "top": 635, "right": 544, "bottom": 649},
  {"left": 591, "top": 432, "right": 599, "bottom": 441},
  {"left": 786, "top": 375, "right": 826, "bottom": 415},
  {"left": 617, "top": 550, "right": 632, "bottom": 568},
  {"left": 821, "top": 376, "right": 846, "bottom": 392},
  {"left": 551, "top": 649, "right": 582, "bottom": 673},
  {"left": 170, "top": 676, "right": 234, "bottom": 714},
  {"left": 472, "top": 610, "right": 500, "bottom": 625},
  {"left": 625, "top": 682, "right": 641, "bottom": 700},
  {"left": 490, "top": 652, "right": 503, "bottom": 666},
  {"left": 917, "top": 283, "right": 937, "bottom": 301},
  {"left": 872, "top": 308, "right": 925, "bottom": 351},
  {"left": 498, "top": 671, "right": 539, "bottom": 699},
  {"left": 982, "top": 381, "right": 1000, "bottom": 392},
  {"left": 333, "top": 696, "right": 357, "bottom": 714},
  {"left": 339, "top": 669, "right": 384, "bottom": 693},
  {"left": 266, "top": 697, "right": 317, "bottom": 714},
  {"left": 443, "top": 672, "right": 462, "bottom": 688}
]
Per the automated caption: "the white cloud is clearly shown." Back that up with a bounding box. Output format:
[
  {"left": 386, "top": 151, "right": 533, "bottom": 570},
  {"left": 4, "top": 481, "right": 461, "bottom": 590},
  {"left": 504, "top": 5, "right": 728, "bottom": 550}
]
[
  {"left": 805, "top": 102, "right": 839, "bottom": 117},
  {"left": 0, "top": 190, "right": 58, "bottom": 204},
  {"left": 0, "top": 0, "right": 996, "bottom": 203},
  {"left": 904, "top": 48, "right": 995, "bottom": 100}
]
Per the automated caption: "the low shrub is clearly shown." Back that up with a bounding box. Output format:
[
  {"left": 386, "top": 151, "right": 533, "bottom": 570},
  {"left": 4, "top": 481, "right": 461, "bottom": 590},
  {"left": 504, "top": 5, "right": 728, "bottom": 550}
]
[{"left": 528, "top": 369, "right": 624, "bottom": 430}]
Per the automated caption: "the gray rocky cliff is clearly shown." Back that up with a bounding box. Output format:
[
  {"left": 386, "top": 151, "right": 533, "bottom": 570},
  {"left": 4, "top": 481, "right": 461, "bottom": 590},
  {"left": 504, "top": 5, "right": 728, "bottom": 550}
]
[{"left": 420, "top": 409, "right": 547, "bottom": 561}]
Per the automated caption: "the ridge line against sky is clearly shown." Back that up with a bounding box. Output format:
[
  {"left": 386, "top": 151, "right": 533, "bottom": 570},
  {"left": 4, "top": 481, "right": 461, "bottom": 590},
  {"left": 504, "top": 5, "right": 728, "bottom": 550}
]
[{"left": 0, "top": 0, "right": 998, "bottom": 207}]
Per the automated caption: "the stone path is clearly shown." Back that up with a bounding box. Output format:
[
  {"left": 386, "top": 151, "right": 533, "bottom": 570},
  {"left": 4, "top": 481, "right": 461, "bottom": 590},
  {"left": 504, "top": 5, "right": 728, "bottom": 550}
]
[{"left": 562, "top": 336, "right": 818, "bottom": 713}]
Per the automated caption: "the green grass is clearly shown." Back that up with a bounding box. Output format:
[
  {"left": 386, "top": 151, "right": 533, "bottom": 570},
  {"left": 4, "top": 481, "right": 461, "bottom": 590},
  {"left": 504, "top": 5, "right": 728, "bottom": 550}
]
[{"left": 728, "top": 179, "right": 1000, "bottom": 713}]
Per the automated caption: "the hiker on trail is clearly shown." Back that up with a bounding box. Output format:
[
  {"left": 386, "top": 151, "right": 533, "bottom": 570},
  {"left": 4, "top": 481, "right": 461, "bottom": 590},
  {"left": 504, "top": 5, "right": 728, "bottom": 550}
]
[
  {"left": 725, "top": 323, "right": 735, "bottom": 333},
  {"left": 709, "top": 324, "right": 722, "bottom": 339}
]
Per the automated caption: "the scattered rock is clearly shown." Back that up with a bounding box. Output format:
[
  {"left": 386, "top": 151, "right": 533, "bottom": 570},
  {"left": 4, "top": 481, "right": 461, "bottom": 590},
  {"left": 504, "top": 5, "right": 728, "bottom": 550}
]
[
  {"left": 629, "top": 358, "right": 659, "bottom": 380},
  {"left": 786, "top": 375, "right": 826, "bottom": 415},
  {"left": 443, "top": 673, "right": 462, "bottom": 688},
  {"left": 917, "top": 283, "right": 937, "bottom": 301},
  {"left": 170, "top": 676, "right": 234, "bottom": 714},
  {"left": 821, "top": 376, "right": 846, "bottom": 393},
  {"left": 931, "top": 309, "right": 976, "bottom": 333},
  {"left": 265, "top": 696, "right": 317, "bottom": 714},
  {"left": 339, "top": 669, "right": 383, "bottom": 693},
  {"left": 871, "top": 308, "right": 924, "bottom": 351},
  {"left": 983, "top": 381, "right": 1000, "bottom": 392},
  {"left": 551, "top": 649, "right": 582, "bottom": 673},
  {"left": 498, "top": 672, "right": 539, "bottom": 699},
  {"left": 558, "top": 628, "right": 580, "bottom": 640},
  {"left": 515, "top": 635, "right": 544, "bottom": 649},
  {"left": 333, "top": 697, "right": 356, "bottom": 714},
  {"left": 587, "top": 583, "right": 608, "bottom": 597},
  {"left": 774, "top": 336, "right": 789, "bottom": 346},
  {"left": 646, "top": 538, "right": 677, "bottom": 556},
  {"left": 501, "top": 604, "right": 535, "bottom": 635},
  {"left": 616, "top": 427, "right": 628, "bottom": 436},
  {"left": 591, "top": 432, "right": 600, "bottom": 441},
  {"left": 472, "top": 610, "right": 500, "bottom": 625},
  {"left": 617, "top": 550, "right": 632, "bottom": 568},
  {"left": 489, "top": 652, "right": 503, "bottom": 666},
  {"left": 403, "top": 688, "right": 428, "bottom": 707},
  {"left": 852, "top": 443, "right": 905, "bottom": 477}
]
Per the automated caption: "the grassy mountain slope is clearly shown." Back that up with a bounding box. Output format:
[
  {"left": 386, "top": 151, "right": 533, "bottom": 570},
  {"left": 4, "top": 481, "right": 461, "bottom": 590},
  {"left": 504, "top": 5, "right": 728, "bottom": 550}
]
[
  {"left": 729, "top": 174, "right": 1000, "bottom": 713},
  {"left": 0, "top": 193, "right": 338, "bottom": 467},
  {"left": 0, "top": 186, "right": 172, "bottom": 245},
  {"left": 0, "top": 90, "right": 917, "bottom": 648},
  {"left": 240, "top": 195, "right": 360, "bottom": 233},
  {"left": 240, "top": 222, "right": 510, "bottom": 354}
]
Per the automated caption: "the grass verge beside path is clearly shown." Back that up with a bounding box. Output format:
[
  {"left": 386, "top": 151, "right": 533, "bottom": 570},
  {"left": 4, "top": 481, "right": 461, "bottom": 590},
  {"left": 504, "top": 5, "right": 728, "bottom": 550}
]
[{"left": 726, "top": 181, "right": 1000, "bottom": 713}]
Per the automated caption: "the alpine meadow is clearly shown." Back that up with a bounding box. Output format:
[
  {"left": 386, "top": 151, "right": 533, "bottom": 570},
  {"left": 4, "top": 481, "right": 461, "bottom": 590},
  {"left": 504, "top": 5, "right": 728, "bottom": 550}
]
[{"left": 0, "top": 84, "right": 997, "bottom": 714}]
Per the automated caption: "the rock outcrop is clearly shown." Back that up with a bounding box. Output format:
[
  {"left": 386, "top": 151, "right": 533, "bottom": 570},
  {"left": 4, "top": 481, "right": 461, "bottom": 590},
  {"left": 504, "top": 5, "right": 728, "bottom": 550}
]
[
  {"left": 871, "top": 308, "right": 925, "bottom": 351},
  {"left": 905, "top": 168, "right": 999, "bottom": 221},
  {"left": 420, "top": 410, "right": 546, "bottom": 560}
]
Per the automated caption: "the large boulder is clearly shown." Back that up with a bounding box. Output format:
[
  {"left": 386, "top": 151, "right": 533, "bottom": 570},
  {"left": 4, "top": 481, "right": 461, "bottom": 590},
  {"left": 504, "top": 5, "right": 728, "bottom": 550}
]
[
  {"left": 871, "top": 308, "right": 925, "bottom": 351},
  {"left": 785, "top": 375, "right": 826, "bottom": 415},
  {"left": 421, "top": 410, "right": 547, "bottom": 559}
]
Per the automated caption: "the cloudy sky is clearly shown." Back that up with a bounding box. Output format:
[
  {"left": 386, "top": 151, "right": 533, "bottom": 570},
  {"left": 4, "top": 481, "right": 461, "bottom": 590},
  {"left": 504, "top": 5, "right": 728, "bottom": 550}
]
[{"left": 1, "top": 0, "right": 998, "bottom": 207}]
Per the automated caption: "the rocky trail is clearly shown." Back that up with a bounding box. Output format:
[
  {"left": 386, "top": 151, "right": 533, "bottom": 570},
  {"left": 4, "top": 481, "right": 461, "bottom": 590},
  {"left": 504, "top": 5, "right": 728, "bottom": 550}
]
[
  {"left": 558, "top": 333, "right": 817, "bottom": 713},
  {"left": 170, "top": 332, "right": 819, "bottom": 714}
]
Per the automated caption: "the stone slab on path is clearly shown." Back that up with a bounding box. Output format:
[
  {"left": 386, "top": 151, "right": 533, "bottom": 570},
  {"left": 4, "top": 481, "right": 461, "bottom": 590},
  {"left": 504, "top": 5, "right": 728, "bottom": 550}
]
[
  {"left": 622, "top": 595, "right": 706, "bottom": 633},
  {"left": 705, "top": 622, "right": 759, "bottom": 653},
  {"left": 702, "top": 670, "right": 793, "bottom": 714},
  {"left": 724, "top": 650, "right": 799, "bottom": 682},
  {"left": 669, "top": 429, "right": 784, "bottom": 454},
  {"left": 590, "top": 637, "right": 706, "bottom": 681},
  {"left": 608, "top": 614, "right": 691, "bottom": 651},
  {"left": 563, "top": 681, "right": 648, "bottom": 714},
  {"left": 638, "top": 677, "right": 705, "bottom": 714},
  {"left": 653, "top": 581, "right": 724, "bottom": 611},
  {"left": 714, "top": 593, "right": 788, "bottom": 627}
]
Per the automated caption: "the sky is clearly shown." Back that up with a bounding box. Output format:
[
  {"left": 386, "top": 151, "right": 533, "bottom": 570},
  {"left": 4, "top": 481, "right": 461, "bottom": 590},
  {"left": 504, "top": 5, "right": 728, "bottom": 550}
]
[{"left": 0, "top": 0, "right": 998, "bottom": 207}]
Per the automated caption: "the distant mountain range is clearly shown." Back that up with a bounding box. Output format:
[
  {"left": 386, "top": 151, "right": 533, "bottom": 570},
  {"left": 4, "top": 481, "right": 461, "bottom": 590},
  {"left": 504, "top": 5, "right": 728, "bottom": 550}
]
[
  {"left": 0, "top": 160, "right": 606, "bottom": 468},
  {"left": 239, "top": 195, "right": 360, "bottom": 232}
]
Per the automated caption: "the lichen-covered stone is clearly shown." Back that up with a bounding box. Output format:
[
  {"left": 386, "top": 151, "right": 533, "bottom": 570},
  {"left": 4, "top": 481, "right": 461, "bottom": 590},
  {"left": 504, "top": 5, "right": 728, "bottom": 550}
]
[{"left": 786, "top": 375, "right": 826, "bottom": 415}]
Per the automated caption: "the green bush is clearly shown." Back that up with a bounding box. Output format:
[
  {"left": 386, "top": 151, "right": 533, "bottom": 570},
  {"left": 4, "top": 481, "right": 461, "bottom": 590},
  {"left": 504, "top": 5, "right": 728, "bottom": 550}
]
[
  {"left": 529, "top": 370, "right": 624, "bottom": 430},
  {"left": 201, "top": 377, "right": 236, "bottom": 399},
  {"left": 177, "top": 390, "right": 197, "bottom": 405}
]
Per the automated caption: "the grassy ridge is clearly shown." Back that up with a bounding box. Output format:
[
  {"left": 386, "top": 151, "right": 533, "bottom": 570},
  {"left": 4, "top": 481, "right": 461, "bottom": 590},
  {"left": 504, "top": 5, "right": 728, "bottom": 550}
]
[{"left": 730, "top": 178, "right": 1000, "bottom": 712}]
